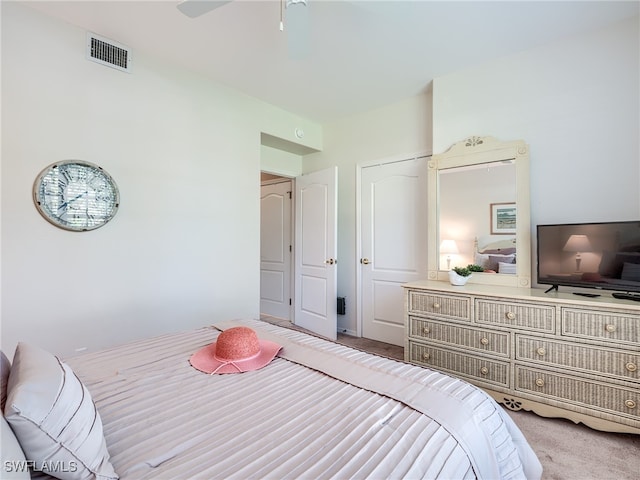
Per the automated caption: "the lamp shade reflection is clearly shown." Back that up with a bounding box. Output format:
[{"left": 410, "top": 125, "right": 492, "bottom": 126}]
[
  {"left": 563, "top": 234, "right": 592, "bottom": 272},
  {"left": 440, "top": 239, "right": 459, "bottom": 270}
]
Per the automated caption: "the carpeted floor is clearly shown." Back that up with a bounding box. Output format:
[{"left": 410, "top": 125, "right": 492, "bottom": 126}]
[
  {"left": 261, "top": 316, "right": 640, "bottom": 480},
  {"left": 505, "top": 408, "right": 639, "bottom": 480}
]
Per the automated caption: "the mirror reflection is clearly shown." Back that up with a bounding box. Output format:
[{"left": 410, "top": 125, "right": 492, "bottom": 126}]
[{"left": 438, "top": 161, "right": 516, "bottom": 273}]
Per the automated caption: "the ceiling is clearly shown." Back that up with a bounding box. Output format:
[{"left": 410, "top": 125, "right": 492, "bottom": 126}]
[{"left": 24, "top": 1, "right": 639, "bottom": 124}]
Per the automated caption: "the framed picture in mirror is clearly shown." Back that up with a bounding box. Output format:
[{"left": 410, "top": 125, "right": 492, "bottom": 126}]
[{"left": 490, "top": 202, "right": 516, "bottom": 234}]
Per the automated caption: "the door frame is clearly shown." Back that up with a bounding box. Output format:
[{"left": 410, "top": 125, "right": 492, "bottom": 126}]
[{"left": 355, "top": 151, "right": 430, "bottom": 339}]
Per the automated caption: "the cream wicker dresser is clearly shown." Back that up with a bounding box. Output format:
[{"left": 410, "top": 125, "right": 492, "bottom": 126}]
[{"left": 404, "top": 280, "right": 640, "bottom": 433}]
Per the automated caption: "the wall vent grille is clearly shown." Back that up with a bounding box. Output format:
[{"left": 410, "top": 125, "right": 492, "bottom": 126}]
[{"left": 86, "top": 33, "right": 131, "bottom": 72}]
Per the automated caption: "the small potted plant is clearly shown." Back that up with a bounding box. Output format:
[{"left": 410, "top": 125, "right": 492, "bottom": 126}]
[{"left": 449, "top": 264, "right": 483, "bottom": 286}]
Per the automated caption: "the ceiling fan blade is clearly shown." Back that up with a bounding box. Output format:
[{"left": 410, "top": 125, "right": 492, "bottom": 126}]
[
  {"left": 285, "top": 0, "right": 310, "bottom": 59},
  {"left": 177, "top": 0, "right": 232, "bottom": 18}
]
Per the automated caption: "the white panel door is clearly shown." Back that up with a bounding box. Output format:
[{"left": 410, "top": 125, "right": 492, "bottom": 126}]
[
  {"left": 260, "top": 181, "right": 292, "bottom": 320},
  {"left": 360, "top": 157, "right": 427, "bottom": 346},
  {"left": 294, "top": 167, "right": 338, "bottom": 340}
]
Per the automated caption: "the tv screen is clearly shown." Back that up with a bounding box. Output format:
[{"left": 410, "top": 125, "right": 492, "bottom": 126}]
[{"left": 537, "top": 221, "right": 640, "bottom": 293}]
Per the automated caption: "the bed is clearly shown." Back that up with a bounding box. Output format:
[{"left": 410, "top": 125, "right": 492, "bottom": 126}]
[
  {"left": 3, "top": 319, "right": 542, "bottom": 480},
  {"left": 474, "top": 236, "right": 517, "bottom": 274}
]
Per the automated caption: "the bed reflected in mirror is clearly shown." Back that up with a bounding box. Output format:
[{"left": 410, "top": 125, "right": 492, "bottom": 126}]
[{"left": 438, "top": 161, "right": 516, "bottom": 272}]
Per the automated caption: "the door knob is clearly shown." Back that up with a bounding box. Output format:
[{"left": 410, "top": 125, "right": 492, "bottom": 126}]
[
  {"left": 325, "top": 258, "right": 336, "bottom": 265},
  {"left": 360, "top": 258, "right": 371, "bottom": 264}
]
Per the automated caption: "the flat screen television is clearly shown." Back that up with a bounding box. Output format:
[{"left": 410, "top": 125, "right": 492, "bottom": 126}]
[{"left": 537, "top": 221, "right": 640, "bottom": 294}]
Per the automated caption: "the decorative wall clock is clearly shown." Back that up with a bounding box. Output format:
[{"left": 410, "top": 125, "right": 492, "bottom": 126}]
[{"left": 33, "top": 160, "right": 120, "bottom": 231}]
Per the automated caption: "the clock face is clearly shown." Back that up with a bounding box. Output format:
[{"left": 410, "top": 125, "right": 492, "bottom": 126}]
[{"left": 33, "top": 161, "right": 119, "bottom": 231}]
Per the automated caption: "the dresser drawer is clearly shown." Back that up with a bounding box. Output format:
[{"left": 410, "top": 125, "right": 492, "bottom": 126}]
[
  {"left": 475, "top": 299, "right": 555, "bottom": 333},
  {"left": 562, "top": 307, "right": 640, "bottom": 346},
  {"left": 516, "top": 335, "right": 640, "bottom": 381},
  {"left": 516, "top": 366, "right": 640, "bottom": 421},
  {"left": 409, "top": 317, "right": 510, "bottom": 357},
  {"left": 407, "top": 290, "right": 471, "bottom": 321},
  {"left": 408, "top": 341, "right": 509, "bottom": 387}
]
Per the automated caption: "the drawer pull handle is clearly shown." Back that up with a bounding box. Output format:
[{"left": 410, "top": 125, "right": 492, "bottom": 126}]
[
  {"left": 625, "top": 362, "right": 637, "bottom": 373},
  {"left": 535, "top": 378, "right": 545, "bottom": 387},
  {"left": 625, "top": 400, "right": 636, "bottom": 409},
  {"left": 423, "top": 352, "right": 431, "bottom": 361},
  {"left": 423, "top": 327, "right": 430, "bottom": 335},
  {"left": 432, "top": 302, "right": 441, "bottom": 309},
  {"left": 536, "top": 347, "right": 546, "bottom": 356},
  {"left": 605, "top": 324, "right": 616, "bottom": 333},
  {"left": 480, "top": 337, "right": 489, "bottom": 346},
  {"left": 480, "top": 366, "right": 489, "bottom": 375},
  {"left": 505, "top": 311, "right": 516, "bottom": 321}
]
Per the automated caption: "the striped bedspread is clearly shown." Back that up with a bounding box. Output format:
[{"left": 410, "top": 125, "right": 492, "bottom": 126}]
[{"left": 63, "top": 319, "right": 542, "bottom": 480}]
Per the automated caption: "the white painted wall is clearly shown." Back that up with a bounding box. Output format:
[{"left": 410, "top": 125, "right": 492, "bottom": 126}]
[
  {"left": 260, "top": 145, "right": 303, "bottom": 178},
  {"left": 303, "top": 94, "right": 433, "bottom": 334},
  {"left": 0, "top": 3, "right": 320, "bottom": 357},
  {"left": 433, "top": 15, "right": 640, "bottom": 230},
  {"left": 302, "top": 14, "right": 638, "bottom": 335},
  {"left": 4, "top": 5, "right": 635, "bottom": 352}
]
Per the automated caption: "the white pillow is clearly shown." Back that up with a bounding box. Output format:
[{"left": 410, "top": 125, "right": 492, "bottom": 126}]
[
  {"left": 1, "top": 416, "right": 30, "bottom": 480},
  {"left": 621, "top": 261, "right": 640, "bottom": 282},
  {"left": 499, "top": 261, "right": 517, "bottom": 274},
  {"left": 474, "top": 253, "right": 490, "bottom": 269},
  {"left": 5, "top": 343, "right": 118, "bottom": 480}
]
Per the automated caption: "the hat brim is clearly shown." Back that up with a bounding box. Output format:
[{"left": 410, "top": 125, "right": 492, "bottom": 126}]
[{"left": 189, "top": 338, "right": 282, "bottom": 374}]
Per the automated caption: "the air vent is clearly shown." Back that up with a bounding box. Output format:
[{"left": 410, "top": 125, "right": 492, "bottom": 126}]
[{"left": 86, "top": 33, "right": 131, "bottom": 73}]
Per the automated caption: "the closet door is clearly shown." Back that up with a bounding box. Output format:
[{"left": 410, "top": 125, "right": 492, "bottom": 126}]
[{"left": 360, "top": 157, "right": 427, "bottom": 346}]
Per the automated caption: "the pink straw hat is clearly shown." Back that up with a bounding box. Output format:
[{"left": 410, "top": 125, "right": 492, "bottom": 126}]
[{"left": 190, "top": 326, "right": 282, "bottom": 374}]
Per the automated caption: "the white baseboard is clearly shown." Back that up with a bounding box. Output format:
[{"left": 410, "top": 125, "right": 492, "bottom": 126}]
[{"left": 338, "top": 328, "right": 357, "bottom": 337}]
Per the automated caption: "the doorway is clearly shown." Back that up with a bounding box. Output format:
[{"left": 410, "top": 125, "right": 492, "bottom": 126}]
[{"left": 260, "top": 168, "right": 339, "bottom": 340}]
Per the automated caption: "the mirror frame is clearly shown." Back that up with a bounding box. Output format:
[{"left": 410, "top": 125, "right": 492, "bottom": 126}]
[{"left": 427, "top": 136, "right": 531, "bottom": 288}]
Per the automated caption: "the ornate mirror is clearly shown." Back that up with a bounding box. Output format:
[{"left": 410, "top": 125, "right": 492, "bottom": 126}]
[{"left": 427, "top": 136, "right": 531, "bottom": 287}]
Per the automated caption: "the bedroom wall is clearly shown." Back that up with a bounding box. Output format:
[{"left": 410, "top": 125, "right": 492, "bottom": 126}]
[
  {"left": 302, "top": 93, "right": 433, "bottom": 334},
  {"left": 0, "top": 3, "right": 321, "bottom": 357},
  {"left": 302, "top": 14, "right": 638, "bottom": 335},
  {"left": 432, "top": 15, "right": 640, "bottom": 235},
  {"left": 261, "top": 145, "right": 303, "bottom": 178}
]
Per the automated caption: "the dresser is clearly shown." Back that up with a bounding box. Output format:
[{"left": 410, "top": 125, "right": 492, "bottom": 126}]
[{"left": 404, "top": 280, "right": 640, "bottom": 433}]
